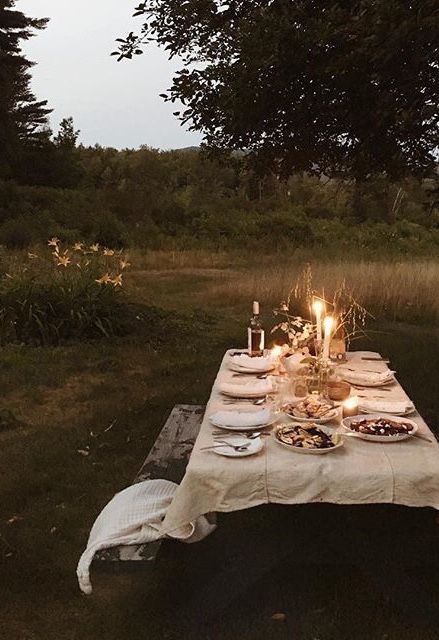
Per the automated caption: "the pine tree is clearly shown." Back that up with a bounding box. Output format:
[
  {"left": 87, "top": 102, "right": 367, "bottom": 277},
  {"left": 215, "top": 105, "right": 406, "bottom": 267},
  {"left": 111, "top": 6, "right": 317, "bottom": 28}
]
[{"left": 0, "top": 0, "right": 52, "bottom": 177}]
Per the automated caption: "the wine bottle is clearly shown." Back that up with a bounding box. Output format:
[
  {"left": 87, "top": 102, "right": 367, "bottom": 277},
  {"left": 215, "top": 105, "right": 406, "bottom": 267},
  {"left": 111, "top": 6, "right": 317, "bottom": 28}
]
[{"left": 248, "top": 301, "right": 265, "bottom": 357}]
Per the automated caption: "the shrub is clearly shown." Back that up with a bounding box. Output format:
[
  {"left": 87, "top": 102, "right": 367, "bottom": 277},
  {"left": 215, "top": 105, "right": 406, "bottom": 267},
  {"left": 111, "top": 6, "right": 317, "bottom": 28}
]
[
  {"left": 90, "top": 211, "right": 127, "bottom": 248},
  {"left": 0, "top": 216, "right": 34, "bottom": 248},
  {"left": 0, "top": 240, "right": 132, "bottom": 345}
]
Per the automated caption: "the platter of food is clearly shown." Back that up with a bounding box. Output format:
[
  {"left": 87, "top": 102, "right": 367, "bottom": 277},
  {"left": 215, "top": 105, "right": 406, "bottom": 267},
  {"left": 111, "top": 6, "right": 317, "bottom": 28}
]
[
  {"left": 273, "top": 423, "right": 343, "bottom": 454},
  {"left": 342, "top": 413, "right": 418, "bottom": 442},
  {"left": 282, "top": 396, "right": 339, "bottom": 423}
]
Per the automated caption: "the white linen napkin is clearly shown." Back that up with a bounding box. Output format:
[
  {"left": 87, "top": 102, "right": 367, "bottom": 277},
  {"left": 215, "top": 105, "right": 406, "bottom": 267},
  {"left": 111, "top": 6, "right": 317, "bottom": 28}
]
[
  {"left": 219, "top": 378, "right": 274, "bottom": 396},
  {"left": 283, "top": 352, "right": 308, "bottom": 375},
  {"left": 358, "top": 399, "right": 414, "bottom": 414},
  {"left": 339, "top": 369, "right": 395, "bottom": 386},
  {"left": 210, "top": 407, "right": 272, "bottom": 427},
  {"left": 229, "top": 354, "right": 273, "bottom": 370},
  {"left": 76, "top": 479, "right": 215, "bottom": 595}
]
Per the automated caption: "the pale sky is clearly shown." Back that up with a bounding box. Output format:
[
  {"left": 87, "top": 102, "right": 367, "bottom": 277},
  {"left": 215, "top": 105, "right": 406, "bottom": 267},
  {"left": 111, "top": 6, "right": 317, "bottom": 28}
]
[{"left": 17, "top": 0, "right": 202, "bottom": 149}]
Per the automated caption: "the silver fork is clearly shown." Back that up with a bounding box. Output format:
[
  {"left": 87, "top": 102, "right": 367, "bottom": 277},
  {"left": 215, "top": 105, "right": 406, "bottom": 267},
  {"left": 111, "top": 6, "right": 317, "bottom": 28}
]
[
  {"left": 212, "top": 430, "right": 267, "bottom": 439},
  {"left": 222, "top": 397, "right": 266, "bottom": 405},
  {"left": 200, "top": 442, "right": 250, "bottom": 452}
]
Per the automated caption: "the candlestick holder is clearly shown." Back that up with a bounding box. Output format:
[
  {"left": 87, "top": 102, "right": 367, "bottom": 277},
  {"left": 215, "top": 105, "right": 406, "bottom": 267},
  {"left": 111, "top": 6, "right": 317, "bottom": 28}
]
[
  {"left": 317, "top": 357, "right": 331, "bottom": 397},
  {"left": 313, "top": 338, "right": 323, "bottom": 358}
]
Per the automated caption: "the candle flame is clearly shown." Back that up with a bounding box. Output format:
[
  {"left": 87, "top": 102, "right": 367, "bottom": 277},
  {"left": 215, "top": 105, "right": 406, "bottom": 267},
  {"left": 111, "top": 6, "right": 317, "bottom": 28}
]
[
  {"left": 312, "top": 299, "right": 324, "bottom": 315},
  {"left": 271, "top": 345, "right": 283, "bottom": 359}
]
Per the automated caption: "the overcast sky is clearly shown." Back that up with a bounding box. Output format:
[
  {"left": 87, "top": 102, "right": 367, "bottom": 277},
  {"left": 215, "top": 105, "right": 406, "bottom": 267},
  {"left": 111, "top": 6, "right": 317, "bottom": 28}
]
[{"left": 17, "top": 0, "right": 202, "bottom": 150}]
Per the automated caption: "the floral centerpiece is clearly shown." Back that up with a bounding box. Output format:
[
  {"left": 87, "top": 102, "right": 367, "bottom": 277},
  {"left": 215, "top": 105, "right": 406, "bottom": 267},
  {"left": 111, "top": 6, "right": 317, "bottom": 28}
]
[
  {"left": 272, "top": 265, "right": 369, "bottom": 354},
  {"left": 271, "top": 265, "right": 370, "bottom": 391}
]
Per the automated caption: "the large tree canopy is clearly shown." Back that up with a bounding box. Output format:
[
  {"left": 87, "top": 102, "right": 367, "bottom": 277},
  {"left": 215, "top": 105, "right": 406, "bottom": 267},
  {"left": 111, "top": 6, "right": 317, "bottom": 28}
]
[
  {"left": 0, "top": 0, "right": 51, "bottom": 177},
  {"left": 115, "top": 0, "right": 439, "bottom": 180}
]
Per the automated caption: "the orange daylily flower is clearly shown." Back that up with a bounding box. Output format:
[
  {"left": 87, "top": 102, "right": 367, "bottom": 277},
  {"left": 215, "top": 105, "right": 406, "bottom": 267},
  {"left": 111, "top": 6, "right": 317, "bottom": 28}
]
[
  {"left": 95, "top": 273, "right": 112, "bottom": 285},
  {"left": 103, "top": 248, "right": 115, "bottom": 256},
  {"left": 73, "top": 242, "right": 84, "bottom": 252},
  {"left": 57, "top": 255, "right": 71, "bottom": 267},
  {"left": 111, "top": 274, "right": 123, "bottom": 287},
  {"left": 48, "top": 237, "right": 60, "bottom": 247},
  {"left": 89, "top": 243, "right": 99, "bottom": 252}
]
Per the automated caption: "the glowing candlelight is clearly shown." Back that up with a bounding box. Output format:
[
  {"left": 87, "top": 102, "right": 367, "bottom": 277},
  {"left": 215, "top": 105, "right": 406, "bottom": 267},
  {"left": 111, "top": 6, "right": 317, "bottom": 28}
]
[
  {"left": 270, "top": 345, "right": 283, "bottom": 361},
  {"left": 323, "top": 316, "right": 334, "bottom": 360},
  {"left": 343, "top": 396, "right": 359, "bottom": 418},
  {"left": 312, "top": 299, "right": 324, "bottom": 342}
]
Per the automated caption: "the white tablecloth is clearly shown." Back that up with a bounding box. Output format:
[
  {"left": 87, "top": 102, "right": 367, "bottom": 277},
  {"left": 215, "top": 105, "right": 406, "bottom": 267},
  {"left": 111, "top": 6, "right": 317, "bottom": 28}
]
[{"left": 160, "top": 351, "right": 439, "bottom": 536}]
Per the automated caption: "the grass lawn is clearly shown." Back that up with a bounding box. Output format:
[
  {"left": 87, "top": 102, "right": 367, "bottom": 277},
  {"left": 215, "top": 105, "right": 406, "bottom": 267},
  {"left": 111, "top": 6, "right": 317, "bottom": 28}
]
[{"left": 0, "top": 262, "right": 439, "bottom": 639}]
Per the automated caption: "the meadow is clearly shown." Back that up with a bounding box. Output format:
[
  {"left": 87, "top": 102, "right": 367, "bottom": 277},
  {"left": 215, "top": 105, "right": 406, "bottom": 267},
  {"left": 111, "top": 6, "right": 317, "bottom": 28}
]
[{"left": 0, "top": 249, "right": 439, "bottom": 639}]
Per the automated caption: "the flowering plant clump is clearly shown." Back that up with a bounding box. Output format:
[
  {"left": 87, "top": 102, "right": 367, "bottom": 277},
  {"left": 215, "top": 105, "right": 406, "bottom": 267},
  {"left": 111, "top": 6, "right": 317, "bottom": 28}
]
[
  {"left": 272, "top": 302, "right": 314, "bottom": 350},
  {"left": 0, "top": 239, "right": 132, "bottom": 345}
]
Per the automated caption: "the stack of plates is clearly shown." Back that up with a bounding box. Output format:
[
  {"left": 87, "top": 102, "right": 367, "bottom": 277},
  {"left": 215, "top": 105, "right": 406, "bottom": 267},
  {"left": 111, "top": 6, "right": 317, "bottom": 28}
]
[
  {"left": 228, "top": 352, "right": 275, "bottom": 374},
  {"left": 338, "top": 368, "right": 396, "bottom": 387},
  {"left": 358, "top": 399, "right": 415, "bottom": 417},
  {"left": 209, "top": 407, "right": 276, "bottom": 431}
]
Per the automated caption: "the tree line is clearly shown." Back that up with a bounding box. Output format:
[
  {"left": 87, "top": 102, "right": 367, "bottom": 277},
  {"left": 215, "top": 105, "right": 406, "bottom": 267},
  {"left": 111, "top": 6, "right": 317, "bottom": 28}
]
[{"left": 0, "top": 0, "right": 438, "bottom": 254}]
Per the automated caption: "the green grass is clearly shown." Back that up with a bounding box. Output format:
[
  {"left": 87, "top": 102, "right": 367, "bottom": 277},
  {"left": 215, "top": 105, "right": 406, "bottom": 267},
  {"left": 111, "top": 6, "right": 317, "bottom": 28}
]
[{"left": 0, "top": 261, "right": 438, "bottom": 639}]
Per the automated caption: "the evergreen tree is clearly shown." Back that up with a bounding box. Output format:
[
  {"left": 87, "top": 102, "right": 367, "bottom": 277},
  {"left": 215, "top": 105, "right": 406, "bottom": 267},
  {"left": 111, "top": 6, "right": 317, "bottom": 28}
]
[{"left": 0, "top": 0, "right": 51, "bottom": 177}]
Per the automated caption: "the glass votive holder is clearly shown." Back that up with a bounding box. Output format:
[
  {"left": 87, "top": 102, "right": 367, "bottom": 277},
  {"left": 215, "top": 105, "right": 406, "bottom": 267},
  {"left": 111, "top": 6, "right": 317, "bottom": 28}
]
[{"left": 342, "top": 396, "right": 359, "bottom": 418}]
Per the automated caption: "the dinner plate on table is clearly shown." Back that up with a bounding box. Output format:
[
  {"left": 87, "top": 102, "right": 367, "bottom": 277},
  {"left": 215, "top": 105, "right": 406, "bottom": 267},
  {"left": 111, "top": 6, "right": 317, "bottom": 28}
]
[
  {"left": 342, "top": 414, "right": 418, "bottom": 442},
  {"left": 211, "top": 434, "right": 264, "bottom": 458},
  {"left": 273, "top": 423, "right": 344, "bottom": 455},
  {"left": 228, "top": 353, "right": 275, "bottom": 375},
  {"left": 219, "top": 378, "right": 274, "bottom": 399},
  {"left": 338, "top": 370, "right": 396, "bottom": 388},
  {"left": 358, "top": 401, "right": 416, "bottom": 417},
  {"left": 228, "top": 362, "right": 275, "bottom": 374},
  {"left": 209, "top": 408, "right": 277, "bottom": 431}
]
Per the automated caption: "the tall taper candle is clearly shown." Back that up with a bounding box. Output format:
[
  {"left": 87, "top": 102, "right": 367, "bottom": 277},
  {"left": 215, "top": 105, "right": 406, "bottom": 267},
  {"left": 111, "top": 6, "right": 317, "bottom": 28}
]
[
  {"left": 323, "top": 316, "right": 334, "bottom": 360},
  {"left": 313, "top": 299, "right": 324, "bottom": 342}
]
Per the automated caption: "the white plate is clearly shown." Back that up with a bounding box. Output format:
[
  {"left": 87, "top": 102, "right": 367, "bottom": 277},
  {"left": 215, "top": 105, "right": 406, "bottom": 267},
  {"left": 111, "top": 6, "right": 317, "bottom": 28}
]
[
  {"left": 273, "top": 424, "right": 344, "bottom": 455},
  {"left": 358, "top": 405, "right": 415, "bottom": 417},
  {"left": 212, "top": 435, "right": 264, "bottom": 457},
  {"left": 342, "top": 414, "right": 418, "bottom": 442},
  {"left": 220, "top": 389, "right": 269, "bottom": 399},
  {"left": 228, "top": 362, "right": 275, "bottom": 374},
  {"left": 209, "top": 413, "right": 278, "bottom": 431},
  {"left": 282, "top": 406, "right": 339, "bottom": 424},
  {"left": 340, "top": 373, "right": 396, "bottom": 388}
]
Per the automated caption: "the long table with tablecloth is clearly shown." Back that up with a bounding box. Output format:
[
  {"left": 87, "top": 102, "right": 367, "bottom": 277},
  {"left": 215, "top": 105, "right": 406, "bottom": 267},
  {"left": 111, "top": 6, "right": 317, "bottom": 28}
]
[{"left": 160, "top": 351, "right": 439, "bottom": 537}]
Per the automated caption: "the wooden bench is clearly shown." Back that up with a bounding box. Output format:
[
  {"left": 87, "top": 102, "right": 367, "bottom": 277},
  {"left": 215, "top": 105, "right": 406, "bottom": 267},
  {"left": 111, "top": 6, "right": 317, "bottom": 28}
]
[{"left": 92, "top": 404, "right": 205, "bottom": 571}]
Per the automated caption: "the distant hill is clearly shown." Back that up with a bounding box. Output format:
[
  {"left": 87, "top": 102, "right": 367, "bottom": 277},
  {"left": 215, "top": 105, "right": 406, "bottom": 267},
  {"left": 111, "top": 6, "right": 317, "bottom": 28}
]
[{"left": 172, "top": 146, "right": 200, "bottom": 153}]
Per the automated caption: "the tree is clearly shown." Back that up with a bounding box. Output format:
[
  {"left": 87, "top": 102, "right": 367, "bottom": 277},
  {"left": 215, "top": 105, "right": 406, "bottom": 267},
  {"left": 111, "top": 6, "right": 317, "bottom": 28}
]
[
  {"left": 53, "top": 117, "right": 80, "bottom": 150},
  {"left": 115, "top": 1, "right": 439, "bottom": 185},
  {"left": 0, "top": 0, "right": 51, "bottom": 177}
]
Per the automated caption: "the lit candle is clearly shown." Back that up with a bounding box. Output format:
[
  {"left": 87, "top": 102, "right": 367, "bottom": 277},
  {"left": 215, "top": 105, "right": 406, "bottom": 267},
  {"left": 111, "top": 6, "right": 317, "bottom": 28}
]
[
  {"left": 343, "top": 396, "right": 359, "bottom": 418},
  {"left": 323, "top": 316, "right": 334, "bottom": 360},
  {"left": 312, "top": 299, "right": 324, "bottom": 342},
  {"left": 271, "top": 345, "right": 283, "bottom": 360}
]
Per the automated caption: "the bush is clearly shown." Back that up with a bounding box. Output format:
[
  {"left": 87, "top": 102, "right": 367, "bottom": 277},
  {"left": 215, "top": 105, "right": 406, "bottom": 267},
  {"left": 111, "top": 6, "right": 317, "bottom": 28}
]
[
  {"left": 0, "top": 216, "right": 34, "bottom": 248},
  {"left": 0, "top": 240, "right": 132, "bottom": 345},
  {"left": 89, "top": 211, "right": 127, "bottom": 248}
]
